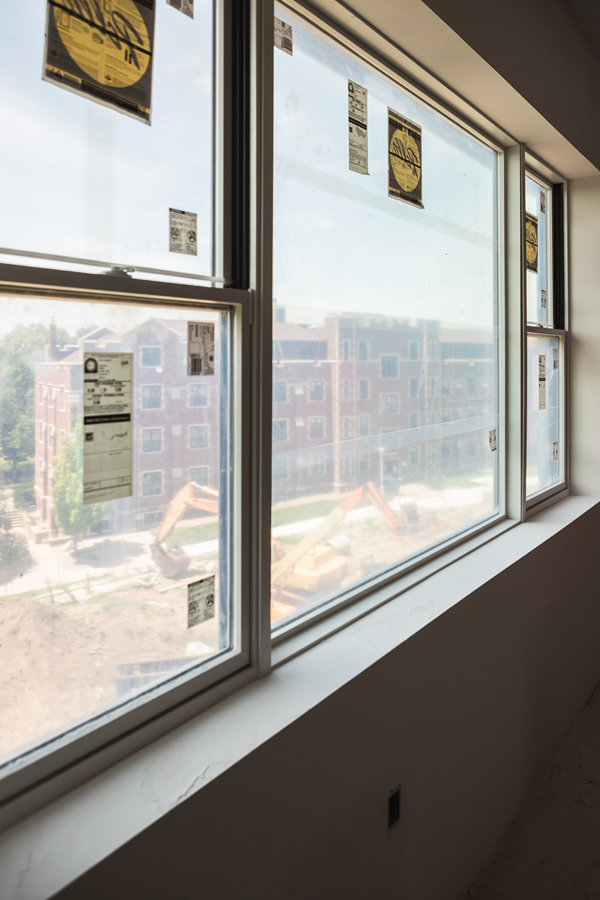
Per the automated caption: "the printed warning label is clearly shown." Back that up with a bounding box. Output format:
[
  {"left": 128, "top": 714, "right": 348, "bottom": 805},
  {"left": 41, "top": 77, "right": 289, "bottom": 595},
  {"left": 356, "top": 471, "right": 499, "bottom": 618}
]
[
  {"left": 553, "top": 441, "right": 558, "bottom": 462},
  {"left": 540, "top": 190, "right": 546, "bottom": 214},
  {"left": 526, "top": 212, "right": 538, "bottom": 273},
  {"left": 188, "top": 322, "right": 215, "bottom": 376},
  {"left": 188, "top": 575, "right": 216, "bottom": 628},
  {"left": 43, "top": 0, "right": 155, "bottom": 123},
  {"left": 553, "top": 346, "right": 559, "bottom": 369},
  {"left": 539, "top": 354, "right": 547, "bottom": 410},
  {"left": 541, "top": 289, "right": 547, "bottom": 309},
  {"left": 274, "top": 17, "right": 293, "bottom": 55},
  {"left": 167, "top": 0, "right": 193, "bottom": 18},
  {"left": 388, "top": 108, "right": 423, "bottom": 208},
  {"left": 348, "top": 80, "right": 368, "bottom": 175},
  {"left": 169, "top": 208, "right": 197, "bottom": 255},
  {"left": 489, "top": 428, "right": 497, "bottom": 452}
]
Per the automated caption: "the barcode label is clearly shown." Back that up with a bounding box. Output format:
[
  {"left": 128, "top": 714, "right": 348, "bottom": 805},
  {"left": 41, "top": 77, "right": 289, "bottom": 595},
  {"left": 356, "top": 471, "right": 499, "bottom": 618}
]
[
  {"left": 274, "top": 17, "right": 293, "bottom": 55},
  {"left": 190, "top": 356, "right": 203, "bottom": 375}
]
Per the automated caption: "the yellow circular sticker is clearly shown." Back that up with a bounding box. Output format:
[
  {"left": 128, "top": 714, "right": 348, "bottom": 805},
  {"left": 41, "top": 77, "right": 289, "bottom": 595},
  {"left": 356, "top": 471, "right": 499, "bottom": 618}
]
[
  {"left": 389, "top": 127, "right": 421, "bottom": 193},
  {"left": 54, "top": 2, "right": 150, "bottom": 89},
  {"left": 526, "top": 219, "right": 538, "bottom": 267}
]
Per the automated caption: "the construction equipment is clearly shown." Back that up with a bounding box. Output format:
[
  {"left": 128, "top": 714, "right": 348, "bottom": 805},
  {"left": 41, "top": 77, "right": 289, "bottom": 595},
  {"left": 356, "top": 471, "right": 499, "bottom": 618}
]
[{"left": 150, "top": 482, "right": 218, "bottom": 578}]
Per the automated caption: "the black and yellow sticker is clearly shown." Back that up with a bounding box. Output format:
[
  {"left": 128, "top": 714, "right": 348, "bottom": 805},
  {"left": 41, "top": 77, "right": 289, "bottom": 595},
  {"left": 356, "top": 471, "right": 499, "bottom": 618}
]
[
  {"left": 388, "top": 108, "right": 423, "bottom": 208},
  {"left": 43, "top": 0, "right": 155, "bottom": 124},
  {"left": 525, "top": 212, "right": 538, "bottom": 273}
]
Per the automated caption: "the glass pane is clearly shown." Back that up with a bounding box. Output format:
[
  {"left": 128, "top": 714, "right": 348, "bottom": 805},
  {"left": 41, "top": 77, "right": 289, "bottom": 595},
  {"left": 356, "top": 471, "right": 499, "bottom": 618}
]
[
  {"left": 0, "top": 1, "right": 213, "bottom": 275},
  {"left": 527, "top": 333, "right": 561, "bottom": 498},
  {"left": 525, "top": 175, "right": 552, "bottom": 326},
  {"left": 0, "top": 297, "right": 233, "bottom": 763},
  {"left": 271, "top": 10, "right": 500, "bottom": 630}
]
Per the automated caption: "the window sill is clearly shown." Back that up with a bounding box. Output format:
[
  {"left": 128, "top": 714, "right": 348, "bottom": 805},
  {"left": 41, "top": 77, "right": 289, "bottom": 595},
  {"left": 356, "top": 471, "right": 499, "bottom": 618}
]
[{"left": 0, "top": 494, "right": 596, "bottom": 900}]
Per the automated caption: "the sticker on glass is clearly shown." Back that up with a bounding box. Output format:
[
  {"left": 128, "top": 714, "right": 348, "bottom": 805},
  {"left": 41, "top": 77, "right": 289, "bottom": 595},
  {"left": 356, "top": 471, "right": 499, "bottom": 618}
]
[
  {"left": 169, "top": 209, "right": 197, "bottom": 256},
  {"left": 167, "top": 0, "right": 193, "bottom": 18},
  {"left": 188, "top": 323, "right": 215, "bottom": 376},
  {"left": 348, "top": 81, "right": 368, "bottom": 175},
  {"left": 388, "top": 108, "right": 423, "bottom": 208},
  {"left": 274, "top": 17, "right": 293, "bottom": 55},
  {"left": 541, "top": 289, "right": 547, "bottom": 309},
  {"left": 525, "top": 213, "right": 538, "bottom": 273},
  {"left": 188, "top": 575, "right": 216, "bottom": 628},
  {"left": 538, "top": 354, "right": 546, "bottom": 410},
  {"left": 540, "top": 190, "right": 546, "bottom": 214},
  {"left": 489, "top": 428, "right": 497, "bottom": 452},
  {"left": 43, "top": 0, "right": 155, "bottom": 124},
  {"left": 553, "top": 347, "right": 559, "bottom": 369},
  {"left": 553, "top": 442, "right": 558, "bottom": 462},
  {"left": 83, "top": 353, "right": 133, "bottom": 504}
]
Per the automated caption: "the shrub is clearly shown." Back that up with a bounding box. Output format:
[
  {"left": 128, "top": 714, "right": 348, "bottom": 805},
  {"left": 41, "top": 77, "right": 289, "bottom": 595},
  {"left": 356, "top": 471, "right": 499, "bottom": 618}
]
[
  {"left": 13, "top": 481, "right": 35, "bottom": 507},
  {"left": 0, "top": 530, "right": 29, "bottom": 567}
]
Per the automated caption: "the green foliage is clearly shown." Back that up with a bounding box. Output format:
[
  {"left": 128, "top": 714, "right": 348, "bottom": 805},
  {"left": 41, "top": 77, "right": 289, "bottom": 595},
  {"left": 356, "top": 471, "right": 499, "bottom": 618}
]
[
  {"left": 13, "top": 481, "right": 35, "bottom": 508},
  {"left": 0, "top": 530, "right": 29, "bottom": 568},
  {"left": 52, "top": 422, "right": 105, "bottom": 541},
  {"left": 0, "top": 356, "right": 35, "bottom": 475},
  {"left": 0, "top": 501, "right": 12, "bottom": 530}
]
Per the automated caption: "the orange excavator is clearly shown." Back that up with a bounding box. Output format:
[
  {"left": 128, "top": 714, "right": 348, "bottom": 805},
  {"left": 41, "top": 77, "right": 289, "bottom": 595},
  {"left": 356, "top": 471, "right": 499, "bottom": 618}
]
[{"left": 152, "top": 481, "right": 407, "bottom": 605}]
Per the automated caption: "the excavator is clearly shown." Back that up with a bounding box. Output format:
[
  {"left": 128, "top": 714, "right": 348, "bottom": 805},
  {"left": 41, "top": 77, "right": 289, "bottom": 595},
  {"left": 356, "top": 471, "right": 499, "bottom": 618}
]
[{"left": 151, "top": 481, "right": 409, "bottom": 612}]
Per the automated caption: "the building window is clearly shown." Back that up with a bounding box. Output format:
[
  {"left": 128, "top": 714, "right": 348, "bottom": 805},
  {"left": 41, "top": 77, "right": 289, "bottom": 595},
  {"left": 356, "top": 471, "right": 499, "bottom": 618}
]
[
  {"left": 381, "top": 355, "right": 398, "bottom": 379},
  {"left": 47, "top": 386, "right": 53, "bottom": 408},
  {"left": 410, "top": 341, "right": 418, "bottom": 360},
  {"left": 341, "top": 455, "right": 351, "bottom": 476},
  {"left": 358, "top": 455, "right": 369, "bottom": 473},
  {"left": 273, "top": 381, "right": 288, "bottom": 403},
  {"left": 410, "top": 412, "right": 418, "bottom": 428},
  {"left": 441, "top": 411, "right": 451, "bottom": 423},
  {"left": 441, "top": 442, "right": 451, "bottom": 461},
  {"left": 381, "top": 394, "right": 398, "bottom": 414},
  {"left": 466, "top": 376, "right": 476, "bottom": 394},
  {"left": 410, "top": 378, "right": 418, "bottom": 398},
  {"left": 189, "top": 425, "right": 208, "bottom": 449},
  {"left": 342, "top": 340, "right": 350, "bottom": 361},
  {"left": 410, "top": 447, "right": 419, "bottom": 466},
  {"left": 342, "top": 380, "right": 350, "bottom": 402},
  {"left": 430, "top": 378, "right": 435, "bottom": 396},
  {"left": 358, "top": 415, "right": 369, "bottom": 436},
  {"left": 467, "top": 440, "right": 477, "bottom": 457},
  {"left": 190, "top": 465, "right": 209, "bottom": 485},
  {"left": 142, "top": 471, "right": 162, "bottom": 497},
  {"left": 141, "top": 385, "right": 162, "bottom": 409},
  {"left": 382, "top": 429, "right": 396, "bottom": 449},
  {"left": 308, "top": 417, "right": 325, "bottom": 439},
  {"left": 141, "top": 347, "right": 162, "bottom": 367},
  {"left": 189, "top": 384, "right": 208, "bottom": 407},
  {"left": 272, "top": 458, "right": 288, "bottom": 480},
  {"left": 343, "top": 417, "right": 350, "bottom": 439},
  {"left": 38, "top": 421, "right": 44, "bottom": 443},
  {"left": 358, "top": 340, "right": 368, "bottom": 361},
  {"left": 441, "top": 377, "right": 450, "bottom": 396},
  {"left": 309, "top": 381, "right": 324, "bottom": 401},
  {"left": 309, "top": 454, "right": 325, "bottom": 476},
  {"left": 272, "top": 419, "right": 288, "bottom": 442},
  {"left": 142, "top": 428, "right": 162, "bottom": 453},
  {"left": 358, "top": 379, "right": 369, "bottom": 400},
  {"left": 429, "top": 341, "right": 436, "bottom": 360}
]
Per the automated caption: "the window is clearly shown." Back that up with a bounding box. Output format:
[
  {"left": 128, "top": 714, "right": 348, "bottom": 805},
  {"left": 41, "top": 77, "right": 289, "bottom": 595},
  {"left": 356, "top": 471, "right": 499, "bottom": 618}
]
[
  {"left": 343, "top": 417, "right": 351, "bottom": 439},
  {"left": 441, "top": 442, "right": 451, "bottom": 461},
  {"left": 429, "top": 342, "right": 436, "bottom": 361},
  {"left": 309, "top": 381, "right": 324, "bottom": 401},
  {"left": 189, "top": 384, "right": 209, "bottom": 407},
  {"left": 308, "top": 417, "right": 325, "bottom": 439},
  {"left": 410, "top": 412, "right": 419, "bottom": 429},
  {"left": 410, "top": 378, "right": 418, "bottom": 398},
  {"left": 466, "top": 377, "right": 476, "bottom": 395},
  {"left": 272, "top": 458, "right": 288, "bottom": 480},
  {"left": 358, "top": 455, "right": 369, "bottom": 473},
  {"left": 309, "top": 455, "right": 325, "bottom": 476},
  {"left": 441, "top": 377, "right": 450, "bottom": 396},
  {"left": 430, "top": 378, "right": 435, "bottom": 397},
  {"left": 38, "top": 421, "right": 44, "bottom": 443},
  {"left": 467, "top": 440, "right": 477, "bottom": 457},
  {"left": 142, "top": 471, "right": 162, "bottom": 497},
  {"left": 190, "top": 466, "right": 209, "bottom": 486},
  {"left": 273, "top": 381, "right": 288, "bottom": 403},
  {"left": 381, "top": 394, "right": 399, "bottom": 414},
  {"left": 141, "top": 385, "right": 162, "bottom": 410},
  {"left": 381, "top": 355, "right": 399, "bottom": 379},
  {"left": 358, "top": 340, "right": 368, "bottom": 361},
  {"left": 358, "top": 415, "right": 369, "bottom": 437},
  {"left": 273, "top": 419, "right": 288, "bottom": 442},
  {"left": 141, "top": 347, "right": 162, "bottom": 368},
  {"left": 142, "top": 428, "right": 162, "bottom": 454},
  {"left": 358, "top": 379, "right": 369, "bottom": 400},
  {"left": 410, "top": 447, "right": 419, "bottom": 466},
  {"left": 48, "top": 386, "right": 53, "bottom": 408},
  {"left": 189, "top": 425, "right": 208, "bottom": 450},
  {"left": 410, "top": 341, "right": 419, "bottom": 360},
  {"left": 342, "top": 340, "right": 350, "bottom": 361},
  {"left": 341, "top": 455, "right": 351, "bottom": 476},
  {"left": 342, "top": 380, "right": 351, "bottom": 402}
]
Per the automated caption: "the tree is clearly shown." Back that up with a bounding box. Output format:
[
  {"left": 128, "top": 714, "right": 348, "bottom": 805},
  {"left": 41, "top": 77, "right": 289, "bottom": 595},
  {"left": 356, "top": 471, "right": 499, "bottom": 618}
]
[
  {"left": 0, "top": 356, "right": 35, "bottom": 477},
  {"left": 52, "top": 423, "right": 105, "bottom": 551}
]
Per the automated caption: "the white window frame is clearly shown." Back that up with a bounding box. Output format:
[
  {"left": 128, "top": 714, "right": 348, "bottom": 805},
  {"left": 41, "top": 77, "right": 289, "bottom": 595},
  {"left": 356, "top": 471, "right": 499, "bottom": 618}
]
[
  {"left": 188, "top": 423, "right": 209, "bottom": 450},
  {"left": 141, "top": 469, "right": 164, "bottom": 498},
  {"left": 188, "top": 382, "right": 209, "bottom": 408},
  {"left": 141, "top": 426, "right": 163, "bottom": 454},
  {"left": 141, "top": 384, "right": 163, "bottom": 411}
]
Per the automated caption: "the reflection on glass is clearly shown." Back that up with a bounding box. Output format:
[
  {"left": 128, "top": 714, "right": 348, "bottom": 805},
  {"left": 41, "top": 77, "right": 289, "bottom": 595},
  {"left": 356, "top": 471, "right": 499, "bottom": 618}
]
[
  {"left": 271, "top": 9, "right": 500, "bottom": 629},
  {"left": 0, "top": 2, "right": 213, "bottom": 273},
  {"left": 527, "top": 334, "right": 561, "bottom": 498},
  {"left": 0, "top": 299, "right": 232, "bottom": 761},
  {"left": 525, "top": 175, "right": 552, "bottom": 326}
]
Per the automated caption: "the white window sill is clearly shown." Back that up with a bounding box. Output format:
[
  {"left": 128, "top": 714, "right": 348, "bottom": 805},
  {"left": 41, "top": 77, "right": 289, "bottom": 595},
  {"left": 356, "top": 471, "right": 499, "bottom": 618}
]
[{"left": 0, "top": 493, "right": 596, "bottom": 900}]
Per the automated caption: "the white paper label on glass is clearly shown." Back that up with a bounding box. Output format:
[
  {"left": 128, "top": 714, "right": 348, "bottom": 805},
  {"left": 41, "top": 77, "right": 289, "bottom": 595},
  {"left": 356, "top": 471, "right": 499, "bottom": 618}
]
[
  {"left": 553, "top": 442, "right": 558, "bottom": 462},
  {"left": 188, "top": 575, "right": 216, "bottom": 627},
  {"left": 540, "top": 190, "right": 546, "bottom": 214},
  {"left": 83, "top": 353, "right": 133, "bottom": 504},
  {"left": 541, "top": 289, "right": 547, "bottom": 309},
  {"left": 489, "top": 428, "right": 497, "bottom": 452},
  {"left": 538, "top": 354, "right": 547, "bottom": 410},
  {"left": 188, "top": 323, "right": 215, "bottom": 376},
  {"left": 169, "top": 208, "right": 198, "bottom": 255},
  {"left": 553, "top": 347, "right": 558, "bottom": 369},
  {"left": 274, "top": 17, "right": 293, "bottom": 55},
  {"left": 348, "top": 80, "right": 368, "bottom": 175},
  {"left": 167, "top": 0, "right": 193, "bottom": 18}
]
